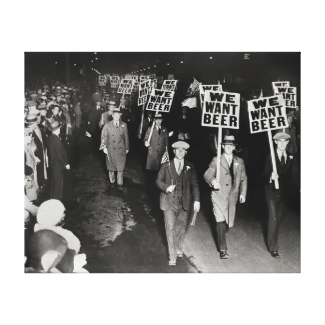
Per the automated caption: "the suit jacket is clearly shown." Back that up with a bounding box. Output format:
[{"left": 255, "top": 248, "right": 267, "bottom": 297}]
[
  {"left": 204, "top": 154, "right": 247, "bottom": 226},
  {"left": 262, "top": 151, "right": 299, "bottom": 200},
  {"left": 144, "top": 126, "right": 168, "bottom": 170},
  {"left": 47, "top": 134, "right": 68, "bottom": 170},
  {"left": 100, "top": 120, "right": 129, "bottom": 171},
  {"left": 156, "top": 159, "right": 200, "bottom": 211}
]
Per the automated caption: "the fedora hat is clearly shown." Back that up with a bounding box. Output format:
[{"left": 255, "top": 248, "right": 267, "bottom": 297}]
[
  {"left": 222, "top": 135, "right": 237, "bottom": 145},
  {"left": 49, "top": 121, "right": 62, "bottom": 132},
  {"left": 25, "top": 114, "right": 38, "bottom": 124},
  {"left": 112, "top": 107, "right": 122, "bottom": 114}
]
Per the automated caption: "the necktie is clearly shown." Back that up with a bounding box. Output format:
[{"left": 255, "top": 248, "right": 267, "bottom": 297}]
[
  {"left": 178, "top": 161, "right": 182, "bottom": 175},
  {"left": 158, "top": 127, "right": 161, "bottom": 135},
  {"left": 281, "top": 153, "right": 285, "bottom": 167},
  {"left": 115, "top": 123, "right": 118, "bottom": 129}
]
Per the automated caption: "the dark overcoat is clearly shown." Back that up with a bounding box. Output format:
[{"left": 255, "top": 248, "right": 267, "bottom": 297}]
[{"left": 144, "top": 126, "right": 168, "bottom": 170}]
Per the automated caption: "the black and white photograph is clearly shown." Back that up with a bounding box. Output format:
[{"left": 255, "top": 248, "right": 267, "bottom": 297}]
[
  {"left": 23, "top": 52, "right": 301, "bottom": 273},
  {"left": 6, "top": 2, "right": 325, "bottom": 323}
]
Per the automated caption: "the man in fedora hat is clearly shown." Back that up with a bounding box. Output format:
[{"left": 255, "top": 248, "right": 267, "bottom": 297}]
[
  {"left": 156, "top": 141, "right": 200, "bottom": 266},
  {"left": 100, "top": 107, "right": 129, "bottom": 192},
  {"left": 144, "top": 114, "right": 169, "bottom": 175},
  {"left": 262, "top": 132, "right": 299, "bottom": 258},
  {"left": 47, "top": 121, "right": 70, "bottom": 201},
  {"left": 204, "top": 135, "right": 247, "bottom": 259}
]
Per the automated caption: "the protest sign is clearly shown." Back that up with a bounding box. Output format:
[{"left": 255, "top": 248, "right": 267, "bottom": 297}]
[
  {"left": 117, "top": 79, "right": 134, "bottom": 94},
  {"left": 98, "top": 76, "right": 106, "bottom": 86},
  {"left": 202, "top": 91, "right": 240, "bottom": 129},
  {"left": 146, "top": 89, "right": 175, "bottom": 113},
  {"left": 186, "top": 78, "right": 201, "bottom": 96},
  {"left": 138, "top": 79, "right": 151, "bottom": 106},
  {"left": 199, "top": 85, "right": 223, "bottom": 109},
  {"left": 248, "top": 95, "right": 288, "bottom": 133},
  {"left": 110, "top": 76, "right": 120, "bottom": 88},
  {"left": 272, "top": 81, "right": 290, "bottom": 94},
  {"left": 161, "top": 80, "right": 177, "bottom": 91},
  {"left": 274, "top": 86, "right": 297, "bottom": 110}
]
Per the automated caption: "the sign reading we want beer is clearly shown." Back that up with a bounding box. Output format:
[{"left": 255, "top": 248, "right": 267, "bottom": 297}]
[
  {"left": 248, "top": 95, "right": 288, "bottom": 133},
  {"left": 146, "top": 89, "right": 175, "bottom": 112},
  {"left": 202, "top": 91, "right": 240, "bottom": 128}
]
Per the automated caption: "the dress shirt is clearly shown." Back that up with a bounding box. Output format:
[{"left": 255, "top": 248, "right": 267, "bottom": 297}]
[
  {"left": 224, "top": 154, "right": 233, "bottom": 166},
  {"left": 174, "top": 158, "right": 184, "bottom": 174},
  {"left": 277, "top": 149, "right": 287, "bottom": 164}
]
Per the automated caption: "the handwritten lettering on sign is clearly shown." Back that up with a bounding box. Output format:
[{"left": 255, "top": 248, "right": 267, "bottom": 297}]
[
  {"left": 199, "top": 85, "right": 223, "bottom": 109},
  {"left": 202, "top": 91, "right": 240, "bottom": 129},
  {"left": 274, "top": 86, "right": 297, "bottom": 109},
  {"left": 146, "top": 89, "right": 175, "bottom": 112},
  {"left": 138, "top": 80, "right": 151, "bottom": 106},
  {"left": 110, "top": 76, "right": 120, "bottom": 88},
  {"left": 161, "top": 80, "right": 177, "bottom": 91},
  {"left": 117, "top": 79, "right": 134, "bottom": 94},
  {"left": 272, "top": 81, "right": 290, "bottom": 94},
  {"left": 248, "top": 96, "right": 288, "bottom": 133}
]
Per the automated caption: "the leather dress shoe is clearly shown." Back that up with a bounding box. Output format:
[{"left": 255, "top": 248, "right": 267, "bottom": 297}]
[
  {"left": 271, "top": 251, "right": 279, "bottom": 258},
  {"left": 220, "top": 250, "right": 229, "bottom": 259},
  {"left": 117, "top": 185, "right": 127, "bottom": 193},
  {"left": 108, "top": 182, "right": 115, "bottom": 188}
]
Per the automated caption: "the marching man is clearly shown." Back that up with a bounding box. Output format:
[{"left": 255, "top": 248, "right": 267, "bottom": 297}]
[
  {"left": 262, "top": 132, "right": 299, "bottom": 258},
  {"left": 156, "top": 141, "right": 200, "bottom": 266},
  {"left": 100, "top": 107, "right": 129, "bottom": 193},
  {"left": 204, "top": 135, "right": 247, "bottom": 259},
  {"left": 144, "top": 114, "right": 168, "bottom": 176}
]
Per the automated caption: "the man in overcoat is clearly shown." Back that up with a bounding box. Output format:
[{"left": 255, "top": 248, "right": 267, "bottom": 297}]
[
  {"left": 262, "top": 132, "right": 299, "bottom": 258},
  {"left": 156, "top": 141, "right": 200, "bottom": 266},
  {"left": 204, "top": 135, "right": 247, "bottom": 259},
  {"left": 47, "top": 121, "right": 70, "bottom": 201},
  {"left": 100, "top": 107, "right": 129, "bottom": 192},
  {"left": 144, "top": 114, "right": 168, "bottom": 173}
]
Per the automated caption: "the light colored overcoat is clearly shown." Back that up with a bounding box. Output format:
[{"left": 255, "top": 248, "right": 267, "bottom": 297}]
[
  {"left": 204, "top": 153, "right": 247, "bottom": 227},
  {"left": 101, "top": 121, "right": 129, "bottom": 171}
]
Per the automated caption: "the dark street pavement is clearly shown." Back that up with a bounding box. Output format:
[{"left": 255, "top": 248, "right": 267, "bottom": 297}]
[{"left": 63, "top": 127, "right": 300, "bottom": 273}]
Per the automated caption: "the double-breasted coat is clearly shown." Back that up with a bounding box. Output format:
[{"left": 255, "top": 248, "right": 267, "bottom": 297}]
[
  {"left": 100, "top": 121, "right": 129, "bottom": 171},
  {"left": 144, "top": 125, "right": 168, "bottom": 170},
  {"left": 204, "top": 154, "right": 247, "bottom": 227},
  {"left": 156, "top": 159, "right": 200, "bottom": 211}
]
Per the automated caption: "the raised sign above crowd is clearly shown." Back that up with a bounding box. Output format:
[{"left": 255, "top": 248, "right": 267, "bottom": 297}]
[
  {"left": 202, "top": 90, "right": 240, "bottom": 128},
  {"left": 146, "top": 89, "right": 175, "bottom": 113},
  {"left": 110, "top": 76, "right": 120, "bottom": 88},
  {"left": 161, "top": 80, "right": 177, "bottom": 91},
  {"left": 117, "top": 79, "right": 134, "bottom": 94},
  {"left": 247, "top": 95, "right": 288, "bottom": 133}
]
